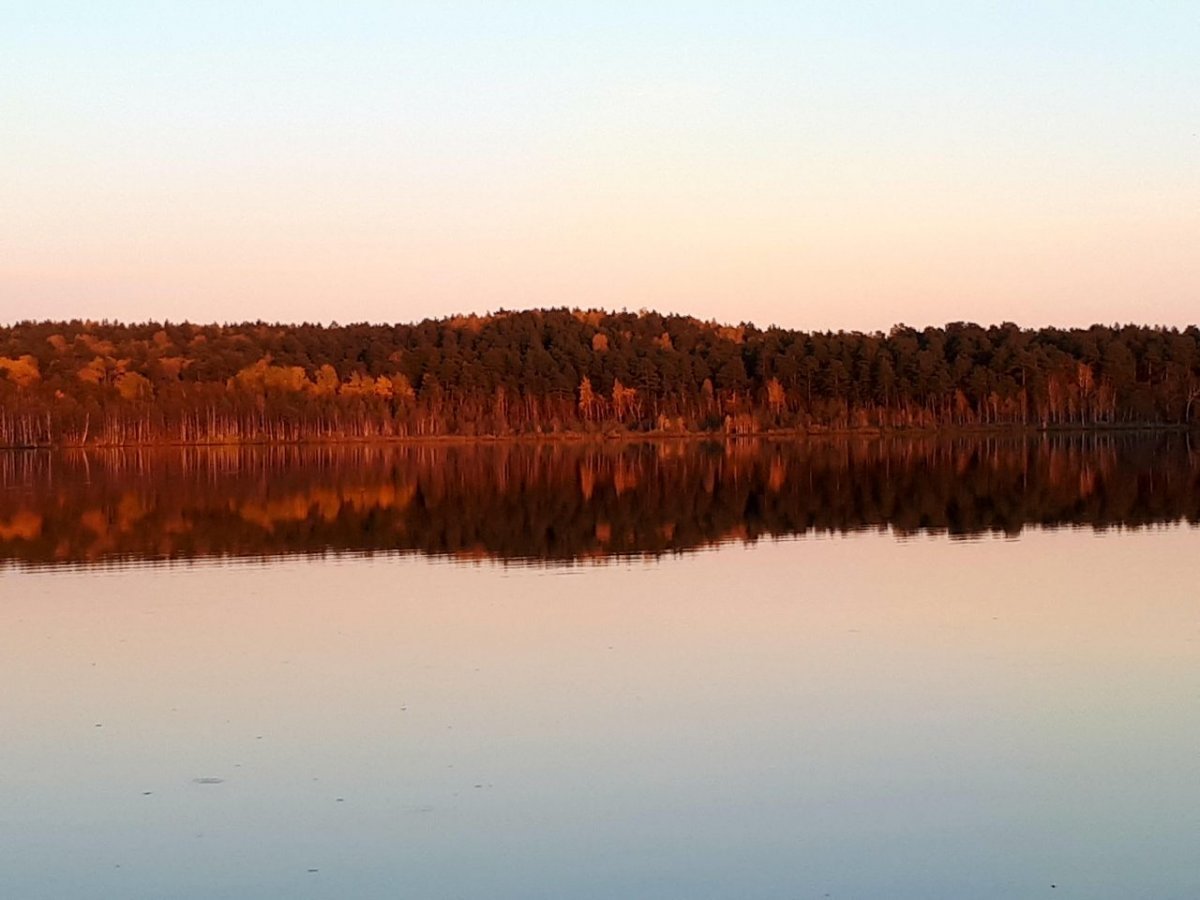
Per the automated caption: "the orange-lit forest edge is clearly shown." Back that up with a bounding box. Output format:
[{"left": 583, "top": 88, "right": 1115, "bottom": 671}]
[{"left": 1, "top": 309, "right": 1198, "bottom": 447}]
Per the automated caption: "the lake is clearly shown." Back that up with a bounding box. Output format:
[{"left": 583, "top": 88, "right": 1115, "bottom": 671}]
[{"left": 1, "top": 436, "right": 1198, "bottom": 898}]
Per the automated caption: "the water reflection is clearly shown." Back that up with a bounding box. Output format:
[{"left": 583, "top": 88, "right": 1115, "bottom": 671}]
[{"left": 1, "top": 434, "right": 1197, "bottom": 568}]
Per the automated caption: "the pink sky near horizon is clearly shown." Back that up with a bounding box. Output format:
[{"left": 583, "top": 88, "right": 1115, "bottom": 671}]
[{"left": 3, "top": 3, "right": 1197, "bottom": 331}]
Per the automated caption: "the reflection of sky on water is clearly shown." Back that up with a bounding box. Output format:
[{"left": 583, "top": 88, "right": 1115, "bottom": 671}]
[{"left": 2, "top": 528, "right": 1198, "bottom": 899}]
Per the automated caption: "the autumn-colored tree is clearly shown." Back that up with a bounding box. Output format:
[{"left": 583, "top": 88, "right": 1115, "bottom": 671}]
[
  {"left": 0, "top": 310, "right": 1196, "bottom": 445},
  {"left": 578, "top": 376, "right": 599, "bottom": 421},
  {"left": 313, "top": 364, "right": 340, "bottom": 397},
  {"left": 766, "top": 377, "right": 786, "bottom": 419},
  {"left": 115, "top": 371, "right": 152, "bottom": 401},
  {"left": 611, "top": 379, "right": 637, "bottom": 422},
  {"left": 0, "top": 355, "right": 41, "bottom": 388}
]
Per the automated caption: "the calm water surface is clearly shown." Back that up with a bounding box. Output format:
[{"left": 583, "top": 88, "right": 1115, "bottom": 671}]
[{"left": 1, "top": 438, "right": 1198, "bottom": 898}]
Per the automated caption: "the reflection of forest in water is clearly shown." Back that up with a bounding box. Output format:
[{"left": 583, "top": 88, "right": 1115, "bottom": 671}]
[{"left": 2, "top": 434, "right": 1198, "bottom": 568}]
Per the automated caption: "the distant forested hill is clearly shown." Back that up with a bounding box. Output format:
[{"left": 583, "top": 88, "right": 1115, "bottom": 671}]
[{"left": 0, "top": 309, "right": 1197, "bottom": 445}]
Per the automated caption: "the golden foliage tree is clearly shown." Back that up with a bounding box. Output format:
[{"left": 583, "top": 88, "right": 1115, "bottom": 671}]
[{"left": 0, "top": 356, "right": 41, "bottom": 388}]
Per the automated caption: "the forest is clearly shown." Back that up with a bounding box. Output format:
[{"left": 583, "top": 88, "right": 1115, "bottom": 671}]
[{"left": 1, "top": 309, "right": 1198, "bottom": 445}]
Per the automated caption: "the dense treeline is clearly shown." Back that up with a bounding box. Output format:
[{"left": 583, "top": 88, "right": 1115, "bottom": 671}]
[
  {"left": 2, "top": 436, "right": 1197, "bottom": 567},
  {"left": 1, "top": 310, "right": 1198, "bottom": 445}
]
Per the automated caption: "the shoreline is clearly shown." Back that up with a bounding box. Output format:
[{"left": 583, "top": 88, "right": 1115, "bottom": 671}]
[{"left": 0, "top": 422, "right": 1192, "bottom": 451}]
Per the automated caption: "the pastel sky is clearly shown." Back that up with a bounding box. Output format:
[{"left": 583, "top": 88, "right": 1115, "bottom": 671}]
[{"left": 2, "top": 1, "right": 1197, "bottom": 330}]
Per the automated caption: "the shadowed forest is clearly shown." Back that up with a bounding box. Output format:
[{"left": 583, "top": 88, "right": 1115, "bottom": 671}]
[
  {"left": 1, "top": 311, "right": 1199, "bottom": 445},
  {"left": 2, "top": 435, "right": 1196, "bottom": 568}
]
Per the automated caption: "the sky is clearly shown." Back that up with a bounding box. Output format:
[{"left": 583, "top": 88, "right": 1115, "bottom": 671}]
[{"left": 2, "top": 1, "right": 1197, "bottom": 331}]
